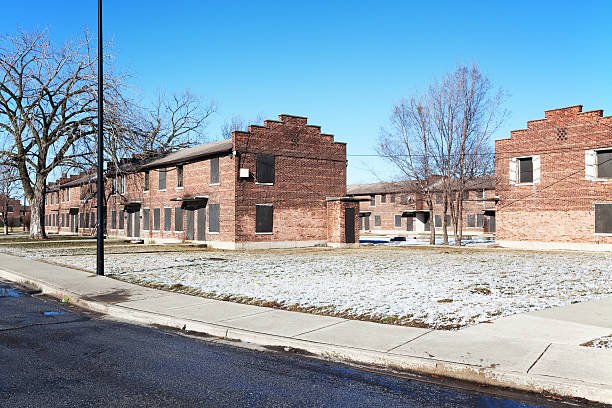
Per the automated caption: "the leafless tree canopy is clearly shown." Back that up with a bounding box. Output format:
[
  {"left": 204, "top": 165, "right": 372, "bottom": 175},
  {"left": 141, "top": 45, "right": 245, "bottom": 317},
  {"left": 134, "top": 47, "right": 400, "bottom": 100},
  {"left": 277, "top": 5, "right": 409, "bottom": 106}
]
[
  {"left": 378, "top": 65, "right": 506, "bottom": 245},
  {"left": 220, "top": 113, "right": 264, "bottom": 139},
  {"left": 0, "top": 30, "right": 215, "bottom": 239}
]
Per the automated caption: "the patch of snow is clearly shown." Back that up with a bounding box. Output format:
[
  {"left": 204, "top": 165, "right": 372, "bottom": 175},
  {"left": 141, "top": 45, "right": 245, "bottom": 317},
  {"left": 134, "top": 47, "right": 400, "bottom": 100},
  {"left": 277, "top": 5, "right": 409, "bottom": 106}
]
[{"left": 3, "top": 245, "right": 611, "bottom": 329}]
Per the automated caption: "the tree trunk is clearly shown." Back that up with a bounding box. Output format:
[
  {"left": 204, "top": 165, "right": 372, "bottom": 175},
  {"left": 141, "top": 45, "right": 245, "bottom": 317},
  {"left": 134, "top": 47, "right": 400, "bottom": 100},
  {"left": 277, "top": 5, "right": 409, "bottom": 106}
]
[
  {"left": 428, "top": 200, "right": 435, "bottom": 245},
  {"left": 3, "top": 218, "right": 7, "bottom": 235},
  {"left": 442, "top": 194, "right": 449, "bottom": 245},
  {"left": 455, "top": 194, "right": 463, "bottom": 246},
  {"left": 29, "top": 176, "right": 47, "bottom": 239}
]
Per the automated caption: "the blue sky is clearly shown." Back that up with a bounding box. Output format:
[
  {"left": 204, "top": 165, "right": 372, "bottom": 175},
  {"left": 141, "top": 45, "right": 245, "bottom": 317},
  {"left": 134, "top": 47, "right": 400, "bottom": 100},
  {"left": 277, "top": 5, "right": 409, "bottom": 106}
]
[{"left": 2, "top": 1, "right": 611, "bottom": 184}]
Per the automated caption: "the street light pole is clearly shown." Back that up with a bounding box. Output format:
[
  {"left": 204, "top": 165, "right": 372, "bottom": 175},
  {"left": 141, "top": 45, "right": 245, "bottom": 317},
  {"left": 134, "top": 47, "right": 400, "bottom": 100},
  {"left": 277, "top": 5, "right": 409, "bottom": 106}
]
[{"left": 96, "top": 0, "right": 104, "bottom": 276}]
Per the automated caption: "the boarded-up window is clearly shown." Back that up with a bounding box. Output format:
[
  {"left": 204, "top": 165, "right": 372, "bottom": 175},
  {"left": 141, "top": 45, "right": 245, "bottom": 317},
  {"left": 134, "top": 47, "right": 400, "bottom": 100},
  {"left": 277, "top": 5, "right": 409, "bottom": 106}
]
[
  {"left": 144, "top": 171, "right": 149, "bottom": 191},
  {"left": 80, "top": 213, "right": 84, "bottom": 229},
  {"left": 158, "top": 169, "right": 166, "bottom": 190},
  {"left": 208, "top": 204, "right": 220, "bottom": 233},
  {"left": 111, "top": 210, "right": 117, "bottom": 229},
  {"left": 406, "top": 216, "right": 414, "bottom": 231},
  {"left": 381, "top": 194, "right": 387, "bottom": 203},
  {"left": 210, "top": 158, "right": 219, "bottom": 184},
  {"left": 467, "top": 214, "right": 476, "bottom": 228},
  {"left": 177, "top": 165, "right": 184, "bottom": 188},
  {"left": 518, "top": 157, "right": 533, "bottom": 183},
  {"left": 369, "top": 195, "right": 375, "bottom": 206},
  {"left": 477, "top": 214, "right": 484, "bottom": 228},
  {"left": 164, "top": 208, "right": 172, "bottom": 231},
  {"left": 153, "top": 208, "right": 161, "bottom": 230},
  {"left": 394, "top": 215, "right": 402, "bottom": 228},
  {"left": 175, "top": 208, "right": 183, "bottom": 231},
  {"left": 256, "top": 154, "right": 275, "bottom": 184},
  {"left": 597, "top": 149, "right": 612, "bottom": 178},
  {"left": 374, "top": 215, "right": 381, "bottom": 227},
  {"left": 256, "top": 204, "right": 273, "bottom": 233},
  {"left": 143, "top": 209, "right": 150, "bottom": 230},
  {"left": 363, "top": 215, "right": 370, "bottom": 230},
  {"left": 119, "top": 210, "right": 125, "bottom": 230},
  {"left": 595, "top": 204, "right": 612, "bottom": 234}
]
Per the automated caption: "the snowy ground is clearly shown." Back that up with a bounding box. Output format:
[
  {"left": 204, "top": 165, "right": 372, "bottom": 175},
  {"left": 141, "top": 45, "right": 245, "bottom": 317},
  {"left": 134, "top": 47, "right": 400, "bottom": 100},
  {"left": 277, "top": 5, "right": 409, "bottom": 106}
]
[{"left": 2, "top": 243, "right": 610, "bottom": 329}]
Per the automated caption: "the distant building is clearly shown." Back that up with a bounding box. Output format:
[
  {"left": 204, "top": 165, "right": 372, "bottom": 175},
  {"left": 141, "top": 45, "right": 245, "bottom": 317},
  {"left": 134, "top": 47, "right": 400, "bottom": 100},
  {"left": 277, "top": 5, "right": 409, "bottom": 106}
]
[
  {"left": 0, "top": 194, "right": 24, "bottom": 228},
  {"left": 45, "top": 114, "right": 360, "bottom": 249},
  {"left": 495, "top": 105, "right": 612, "bottom": 251},
  {"left": 45, "top": 171, "right": 97, "bottom": 235},
  {"left": 347, "top": 177, "right": 496, "bottom": 236}
]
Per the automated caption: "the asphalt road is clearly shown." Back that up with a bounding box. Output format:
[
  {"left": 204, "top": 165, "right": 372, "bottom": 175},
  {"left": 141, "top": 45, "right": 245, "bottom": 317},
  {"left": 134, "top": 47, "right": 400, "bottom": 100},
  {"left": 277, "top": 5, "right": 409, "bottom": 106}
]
[{"left": 0, "top": 280, "right": 579, "bottom": 408}]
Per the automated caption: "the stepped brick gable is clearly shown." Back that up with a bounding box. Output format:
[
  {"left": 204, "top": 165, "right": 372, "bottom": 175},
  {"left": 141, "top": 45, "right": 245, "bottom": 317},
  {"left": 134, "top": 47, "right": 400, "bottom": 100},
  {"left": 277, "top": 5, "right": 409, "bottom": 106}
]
[{"left": 495, "top": 105, "right": 612, "bottom": 249}]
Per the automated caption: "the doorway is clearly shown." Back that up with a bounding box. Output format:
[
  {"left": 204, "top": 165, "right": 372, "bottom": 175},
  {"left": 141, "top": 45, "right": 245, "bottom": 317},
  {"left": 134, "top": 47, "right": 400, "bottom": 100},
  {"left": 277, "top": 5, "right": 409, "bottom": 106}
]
[
  {"left": 197, "top": 207, "right": 206, "bottom": 241},
  {"left": 345, "top": 207, "right": 355, "bottom": 243},
  {"left": 186, "top": 209, "right": 195, "bottom": 240}
]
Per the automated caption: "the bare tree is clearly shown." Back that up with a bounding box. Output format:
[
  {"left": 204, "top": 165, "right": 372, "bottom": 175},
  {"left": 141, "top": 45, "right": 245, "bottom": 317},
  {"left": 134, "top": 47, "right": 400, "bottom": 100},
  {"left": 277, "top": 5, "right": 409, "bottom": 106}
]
[
  {"left": 78, "top": 91, "right": 215, "bottom": 176},
  {"left": 0, "top": 31, "right": 216, "bottom": 239},
  {"left": 379, "top": 65, "right": 505, "bottom": 245},
  {"left": 0, "top": 31, "right": 123, "bottom": 239},
  {"left": 0, "top": 159, "right": 20, "bottom": 234},
  {"left": 378, "top": 98, "right": 437, "bottom": 244},
  {"left": 220, "top": 113, "right": 264, "bottom": 139},
  {"left": 432, "top": 66, "right": 505, "bottom": 245}
]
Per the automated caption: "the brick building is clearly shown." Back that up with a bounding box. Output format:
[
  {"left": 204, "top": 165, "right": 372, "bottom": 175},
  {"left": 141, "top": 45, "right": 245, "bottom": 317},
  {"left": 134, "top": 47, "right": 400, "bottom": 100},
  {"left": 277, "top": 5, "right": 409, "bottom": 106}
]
[
  {"left": 45, "top": 172, "right": 98, "bottom": 235},
  {"left": 495, "top": 105, "right": 612, "bottom": 251},
  {"left": 45, "top": 114, "right": 360, "bottom": 249},
  {"left": 347, "top": 177, "right": 496, "bottom": 236},
  {"left": 0, "top": 194, "right": 24, "bottom": 228}
]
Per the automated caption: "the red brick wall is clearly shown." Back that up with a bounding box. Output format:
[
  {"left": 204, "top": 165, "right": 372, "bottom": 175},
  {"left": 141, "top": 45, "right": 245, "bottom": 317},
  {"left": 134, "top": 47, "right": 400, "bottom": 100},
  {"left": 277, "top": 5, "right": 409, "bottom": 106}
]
[
  {"left": 48, "top": 114, "right": 350, "bottom": 248},
  {"left": 109, "top": 155, "right": 237, "bottom": 244},
  {"left": 0, "top": 194, "right": 22, "bottom": 227},
  {"left": 45, "top": 177, "right": 97, "bottom": 235},
  {"left": 326, "top": 199, "right": 360, "bottom": 245},
  {"left": 355, "top": 189, "right": 495, "bottom": 234},
  {"left": 233, "top": 115, "right": 347, "bottom": 244},
  {"left": 495, "top": 105, "right": 612, "bottom": 244}
]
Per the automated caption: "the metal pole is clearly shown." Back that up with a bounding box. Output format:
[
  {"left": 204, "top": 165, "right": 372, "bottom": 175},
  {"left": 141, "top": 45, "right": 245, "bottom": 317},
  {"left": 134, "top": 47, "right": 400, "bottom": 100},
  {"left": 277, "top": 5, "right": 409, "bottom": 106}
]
[{"left": 96, "top": 0, "right": 104, "bottom": 276}]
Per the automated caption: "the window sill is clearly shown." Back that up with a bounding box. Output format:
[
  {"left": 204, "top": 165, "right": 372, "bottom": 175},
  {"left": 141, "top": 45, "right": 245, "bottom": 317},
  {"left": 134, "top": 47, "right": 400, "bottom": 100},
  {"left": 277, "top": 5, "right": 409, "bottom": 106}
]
[
  {"left": 209, "top": 183, "right": 220, "bottom": 186},
  {"left": 594, "top": 233, "right": 612, "bottom": 236},
  {"left": 255, "top": 182, "right": 274, "bottom": 186},
  {"left": 514, "top": 182, "right": 534, "bottom": 186},
  {"left": 255, "top": 232, "right": 273, "bottom": 235},
  {"left": 158, "top": 189, "right": 166, "bottom": 192},
  {"left": 590, "top": 178, "right": 612, "bottom": 182},
  {"left": 208, "top": 231, "right": 220, "bottom": 235},
  {"left": 176, "top": 187, "right": 184, "bottom": 190}
]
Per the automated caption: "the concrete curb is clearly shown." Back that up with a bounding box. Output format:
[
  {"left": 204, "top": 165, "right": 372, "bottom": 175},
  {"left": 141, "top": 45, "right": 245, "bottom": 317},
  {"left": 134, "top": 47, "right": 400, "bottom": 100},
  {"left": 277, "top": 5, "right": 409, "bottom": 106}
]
[{"left": 1, "top": 267, "right": 610, "bottom": 405}]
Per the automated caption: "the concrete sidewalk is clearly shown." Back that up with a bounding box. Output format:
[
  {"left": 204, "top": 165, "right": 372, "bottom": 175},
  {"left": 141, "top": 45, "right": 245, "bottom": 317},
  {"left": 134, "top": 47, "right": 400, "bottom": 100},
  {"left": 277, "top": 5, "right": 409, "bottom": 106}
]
[{"left": 0, "top": 252, "right": 610, "bottom": 404}]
